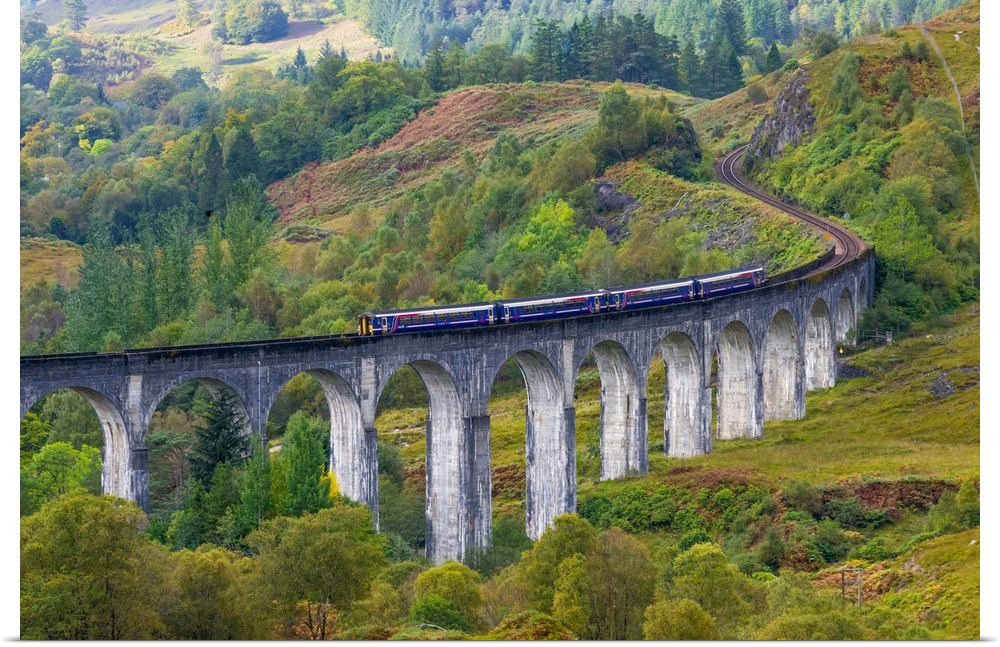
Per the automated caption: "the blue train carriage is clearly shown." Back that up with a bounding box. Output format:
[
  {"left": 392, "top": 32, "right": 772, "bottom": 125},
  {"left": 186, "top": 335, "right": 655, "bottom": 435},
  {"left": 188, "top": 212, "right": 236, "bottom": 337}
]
[
  {"left": 693, "top": 266, "right": 766, "bottom": 299},
  {"left": 605, "top": 278, "right": 697, "bottom": 311},
  {"left": 495, "top": 290, "right": 608, "bottom": 324},
  {"left": 357, "top": 302, "right": 496, "bottom": 335}
]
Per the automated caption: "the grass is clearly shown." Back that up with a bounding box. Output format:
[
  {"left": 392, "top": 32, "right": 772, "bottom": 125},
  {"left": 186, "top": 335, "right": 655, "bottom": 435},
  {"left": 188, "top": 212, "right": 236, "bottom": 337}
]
[
  {"left": 20, "top": 238, "right": 83, "bottom": 292},
  {"left": 869, "top": 527, "right": 980, "bottom": 639}
]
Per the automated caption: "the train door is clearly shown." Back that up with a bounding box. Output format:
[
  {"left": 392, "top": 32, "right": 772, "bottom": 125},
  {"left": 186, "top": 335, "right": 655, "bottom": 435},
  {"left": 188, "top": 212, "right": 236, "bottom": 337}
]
[
  {"left": 614, "top": 293, "right": 622, "bottom": 310},
  {"left": 381, "top": 317, "right": 388, "bottom": 333}
]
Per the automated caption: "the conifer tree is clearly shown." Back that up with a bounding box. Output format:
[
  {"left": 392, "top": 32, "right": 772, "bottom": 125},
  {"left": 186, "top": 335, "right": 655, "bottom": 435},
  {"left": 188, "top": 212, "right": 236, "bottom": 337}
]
[
  {"left": 764, "top": 42, "right": 782, "bottom": 73},
  {"left": 159, "top": 206, "right": 195, "bottom": 317},
  {"left": 680, "top": 40, "right": 702, "bottom": 95},
  {"left": 136, "top": 212, "right": 159, "bottom": 333},
  {"left": 64, "top": 0, "right": 88, "bottom": 31},
  {"left": 318, "top": 39, "right": 334, "bottom": 61},
  {"left": 425, "top": 40, "right": 447, "bottom": 91},
  {"left": 714, "top": 0, "right": 746, "bottom": 56},
  {"left": 280, "top": 412, "right": 330, "bottom": 516},
  {"left": 198, "top": 132, "right": 224, "bottom": 219},
  {"left": 220, "top": 126, "right": 260, "bottom": 199},
  {"left": 65, "top": 225, "right": 138, "bottom": 351},
  {"left": 190, "top": 389, "right": 248, "bottom": 485},
  {"left": 529, "top": 19, "right": 563, "bottom": 82}
]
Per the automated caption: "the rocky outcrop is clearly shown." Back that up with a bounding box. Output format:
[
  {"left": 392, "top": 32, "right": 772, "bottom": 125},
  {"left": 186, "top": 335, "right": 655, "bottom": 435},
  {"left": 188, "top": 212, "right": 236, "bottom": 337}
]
[{"left": 743, "top": 69, "right": 815, "bottom": 175}]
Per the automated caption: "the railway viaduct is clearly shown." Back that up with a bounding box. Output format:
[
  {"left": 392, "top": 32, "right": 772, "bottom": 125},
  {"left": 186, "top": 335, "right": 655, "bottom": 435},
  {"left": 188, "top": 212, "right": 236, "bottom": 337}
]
[{"left": 19, "top": 250, "right": 873, "bottom": 564}]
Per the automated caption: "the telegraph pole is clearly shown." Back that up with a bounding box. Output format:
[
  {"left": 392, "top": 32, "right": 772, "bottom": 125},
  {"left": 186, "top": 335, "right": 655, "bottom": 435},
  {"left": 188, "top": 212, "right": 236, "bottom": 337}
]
[{"left": 840, "top": 566, "right": 863, "bottom": 608}]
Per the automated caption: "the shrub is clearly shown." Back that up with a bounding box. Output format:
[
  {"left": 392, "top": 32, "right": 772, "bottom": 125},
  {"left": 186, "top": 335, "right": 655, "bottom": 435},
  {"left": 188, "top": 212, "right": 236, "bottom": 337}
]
[
  {"left": 757, "top": 529, "right": 785, "bottom": 570},
  {"left": 824, "top": 496, "right": 864, "bottom": 529},
  {"left": 781, "top": 480, "right": 823, "bottom": 517},
  {"left": 955, "top": 479, "right": 980, "bottom": 528},
  {"left": 747, "top": 84, "right": 767, "bottom": 104},
  {"left": 851, "top": 538, "right": 890, "bottom": 562},
  {"left": 410, "top": 594, "right": 472, "bottom": 632}
]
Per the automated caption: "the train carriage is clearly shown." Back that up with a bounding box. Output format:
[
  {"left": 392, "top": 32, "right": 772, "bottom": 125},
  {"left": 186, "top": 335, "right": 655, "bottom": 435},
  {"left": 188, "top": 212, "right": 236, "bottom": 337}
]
[
  {"left": 496, "top": 290, "right": 607, "bottom": 324},
  {"left": 605, "top": 278, "right": 696, "bottom": 311},
  {"left": 358, "top": 302, "right": 496, "bottom": 335},
  {"left": 693, "top": 267, "right": 766, "bottom": 298}
]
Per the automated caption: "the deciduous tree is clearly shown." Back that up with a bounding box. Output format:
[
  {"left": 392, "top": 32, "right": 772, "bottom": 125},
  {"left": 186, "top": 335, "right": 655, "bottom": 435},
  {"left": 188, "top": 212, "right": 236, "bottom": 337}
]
[
  {"left": 21, "top": 491, "right": 168, "bottom": 639},
  {"left": 247, "top": 503, "right": 387, "bottom": 639}
]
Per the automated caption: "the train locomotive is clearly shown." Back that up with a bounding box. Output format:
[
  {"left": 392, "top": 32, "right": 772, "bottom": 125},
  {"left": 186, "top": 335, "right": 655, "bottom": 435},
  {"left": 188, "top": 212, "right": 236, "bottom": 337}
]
[{"left": 357, "top": 266, "right": 765, "bottom": 335}]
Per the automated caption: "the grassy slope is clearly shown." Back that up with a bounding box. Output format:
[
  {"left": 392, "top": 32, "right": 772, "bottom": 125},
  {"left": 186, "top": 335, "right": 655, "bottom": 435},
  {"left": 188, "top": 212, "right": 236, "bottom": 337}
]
[
  {"left": 267, "top": 82, "right": 606, "bottom": 228},
  {"left": 20, "top": 238, "right": 83, "bottom": 292}
]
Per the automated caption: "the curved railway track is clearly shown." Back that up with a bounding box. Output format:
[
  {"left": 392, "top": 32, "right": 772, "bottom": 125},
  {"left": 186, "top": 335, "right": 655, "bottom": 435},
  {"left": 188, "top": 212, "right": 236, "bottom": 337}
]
[{"left": 717, "top": 144, "right": 866, "bottom": 279}]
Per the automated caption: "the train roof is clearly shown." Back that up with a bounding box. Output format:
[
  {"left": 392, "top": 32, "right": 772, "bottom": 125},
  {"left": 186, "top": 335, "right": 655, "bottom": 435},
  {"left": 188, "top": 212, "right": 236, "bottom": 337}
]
[
  {"left": 605, "top": 277, "right": 696, "bottom": 291},
  {"left": 497, "top": 289, "right": 607, "bottom": 308},
  {"left": 360, "top": 302, "right": 494, "bottom": 317},
  {"left": 694, "top": 266, "right": 765, "bottom": 281}
]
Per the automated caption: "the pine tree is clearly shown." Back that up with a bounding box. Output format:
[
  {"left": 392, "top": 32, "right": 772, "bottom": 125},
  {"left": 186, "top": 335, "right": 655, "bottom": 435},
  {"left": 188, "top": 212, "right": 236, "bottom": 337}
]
[
  {"left": 714, "top": 0, "right": 746, "bottom": 56},
  {"left": 223, "top": 175, "right": 275, "bottom": 290},
  {"left": 318, "top": 39, "right": 334, "bottom": 61},
  {"left": 281, "top": 412, "right": 330, "bottom": 516},
  {"left": 764, "top": 42, "right": 782, "bottom": 73},
  {"left": 65, "top": 225, "right": 138, "bottom": 350},
  {"left": 136, "top": 212, "right": 159, "bottom": 333},
  {"left": 443, "top": 41, "right": 465, "bottom": 88},
  {"left": 680, "top": 40, "right": 701, "bottom": 95},
  {"left": 529, "top": 19, "right": 563, "bottom": 82},
  {"left": 292, "top": 46, "right": 312, "bottom": 84},
  {"left": 198, "top": 132, "right": 224, "bottom": 219},
  {"left": 220, "top": 126, "right": 260, "bottom": 199},
  {"left": 190, "top": 389, "right": 249, "bottom": 485},
  {"left": 425, "top": 40, "right": 447, "bottom": 91},
  {"left": 202, "top": 212, "right": 228, "bottom": 305},
  {"left": 64, "top": 0, "right": 88, "bottom": 31}
]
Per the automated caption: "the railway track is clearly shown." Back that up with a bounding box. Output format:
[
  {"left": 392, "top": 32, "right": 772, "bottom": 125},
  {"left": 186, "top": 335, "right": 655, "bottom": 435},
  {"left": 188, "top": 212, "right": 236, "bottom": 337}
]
[{"left": 716, "top": 144, "right": 866, "bottom": 279}]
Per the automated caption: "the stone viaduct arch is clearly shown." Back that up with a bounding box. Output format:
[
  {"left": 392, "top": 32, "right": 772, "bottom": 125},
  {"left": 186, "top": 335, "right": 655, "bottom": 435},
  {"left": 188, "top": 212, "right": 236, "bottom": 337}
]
[{"left": 20, "top": 250, "right": 874, "bottom": 564}]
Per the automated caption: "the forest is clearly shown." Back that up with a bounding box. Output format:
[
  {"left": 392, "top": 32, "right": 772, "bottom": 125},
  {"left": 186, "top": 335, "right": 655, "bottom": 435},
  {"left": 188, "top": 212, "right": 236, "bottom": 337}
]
[{"left": 20, "top": 0, "right": 979, "bottom": 640}]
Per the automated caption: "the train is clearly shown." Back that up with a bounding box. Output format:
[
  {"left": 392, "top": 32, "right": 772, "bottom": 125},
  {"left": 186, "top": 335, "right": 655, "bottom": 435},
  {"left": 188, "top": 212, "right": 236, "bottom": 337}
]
[{"left": 357, "top": 266, "right": 766, "bottom": 335}]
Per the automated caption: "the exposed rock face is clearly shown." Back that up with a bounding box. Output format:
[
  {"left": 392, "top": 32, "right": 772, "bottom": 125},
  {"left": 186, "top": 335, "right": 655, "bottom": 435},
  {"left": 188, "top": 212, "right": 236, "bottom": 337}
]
[{"left": 743, "top": 69, "right": 816, "bottom": 175}]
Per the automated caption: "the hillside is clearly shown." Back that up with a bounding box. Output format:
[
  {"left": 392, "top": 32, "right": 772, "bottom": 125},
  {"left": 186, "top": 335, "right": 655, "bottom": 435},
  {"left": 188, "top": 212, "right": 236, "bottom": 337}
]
[
  {"left": 22, "top": 0, "right": 385, "bottom": 84},
  {"left": 266, "top": 82, "right": 607, "bottom": 227}
]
